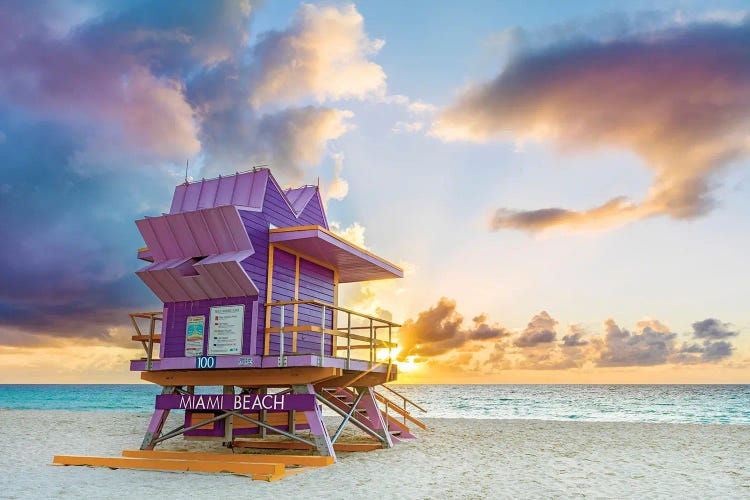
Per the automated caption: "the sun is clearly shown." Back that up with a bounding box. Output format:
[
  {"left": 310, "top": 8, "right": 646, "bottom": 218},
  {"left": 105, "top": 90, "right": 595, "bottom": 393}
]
[
  {"left": 397, "top": 356, "right": 420, "bottom": 373},
  {"left": 376, "top": 347, "right": 420, "bottom": 373}
]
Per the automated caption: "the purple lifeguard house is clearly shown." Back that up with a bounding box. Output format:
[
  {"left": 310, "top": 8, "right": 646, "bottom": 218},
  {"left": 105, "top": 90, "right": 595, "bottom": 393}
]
[{"left": 129, "top": 168, "right": 425, "bottom": 460}]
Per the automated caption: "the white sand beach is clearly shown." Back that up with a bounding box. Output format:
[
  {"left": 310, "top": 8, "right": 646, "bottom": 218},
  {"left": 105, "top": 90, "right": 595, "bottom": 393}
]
[{"left": 1, "top": 410, "right": 748, "bottom": 499}]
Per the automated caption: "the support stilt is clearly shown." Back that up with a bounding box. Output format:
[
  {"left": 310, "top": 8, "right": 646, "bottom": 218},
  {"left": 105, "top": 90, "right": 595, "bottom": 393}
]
[
  {"left": 292, "top": 383, "right": 335, "bottom": 460},
  {"left": 140, "top": 386, "right": 175, "bottom": 450},
  {"left": 355, "top": 386, "right": 394, "bottom": 448}
]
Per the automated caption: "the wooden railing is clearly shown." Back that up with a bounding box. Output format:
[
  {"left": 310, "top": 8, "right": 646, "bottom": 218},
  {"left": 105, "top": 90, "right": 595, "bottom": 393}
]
[
  {"left": 264, "top": 300, "right": 399, "bottom": 368},
  {"left": 377, "top": 384, "right": 428, "bottom": 429},
  {"left": 130, "top": 311, "right": 162, "bottom": 370}
]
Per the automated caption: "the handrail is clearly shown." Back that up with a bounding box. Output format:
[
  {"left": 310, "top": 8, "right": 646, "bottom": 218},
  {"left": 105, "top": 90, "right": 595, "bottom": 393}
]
[
  {"left": 129, "top": 311, "right": 162, "bottom": 370},
  {"left": 264, "top": 300, "right": 398, "bottom": 367},
  {"left": 263, "top": 299, "right": 401, "bottom": 327},
  {"left": 380, "top": 384, "right": 427, "bottom": 413}
]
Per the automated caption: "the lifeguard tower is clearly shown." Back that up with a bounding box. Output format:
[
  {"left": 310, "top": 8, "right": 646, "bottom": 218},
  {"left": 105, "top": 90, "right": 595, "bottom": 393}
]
[{"left": 127, "top": 168, "right": 425, "bottom": 462}]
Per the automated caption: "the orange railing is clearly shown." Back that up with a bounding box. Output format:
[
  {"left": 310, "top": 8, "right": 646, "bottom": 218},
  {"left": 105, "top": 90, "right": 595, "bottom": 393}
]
[
  {"left": 264, "top": 300, "right": 399, "bottom": 368},
  {"left": 130, "top": 311, "right": 162, "bottom": 370}
]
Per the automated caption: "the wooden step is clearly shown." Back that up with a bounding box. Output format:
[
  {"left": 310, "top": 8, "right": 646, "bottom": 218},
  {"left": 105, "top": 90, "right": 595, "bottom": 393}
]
[
  {"left": 52, "top": 455, "right": 284, "bottom": 481},
  {"left": 122, "top": 450, "right": 333, "bottom": 467}
]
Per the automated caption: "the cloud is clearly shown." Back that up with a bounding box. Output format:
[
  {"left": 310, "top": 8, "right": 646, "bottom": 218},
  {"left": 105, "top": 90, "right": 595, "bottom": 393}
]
[
  {"left": 0, "top": 119, "right": 173, "bottom": 345},
  {"left": 394, "top": 300, "right": 742, "bottom": 371},
  {"left": 561, "top": 325, "right": 589, "bottom": 347},
  {"left": 0, "top": 1, "right": 385, "bottom": 345},
  {"left": 0, "top": 1, "right": 202, "bottom": 164},
  {"left": 322, "top": 152, "right": 349, "bottom": 206},
  {"left": 258, "top": 106, "right": 352, "bottom": 169},
  {"left": 397, "top": 298, "right": 510, "bottom": 359},
  {"left": 187, "top": 2, "right": 387, "bottom": 181},
  {"left": 514, "top": 311, "right": 557, "bottom": 347},
  {"left": 407, "top": 100, "right": 438, "bottom": 115},
  {"left": 392, "top": 121, "right": 425, "bottom": 134},
  {"left": 434, "top": 16, "right": 750, "bottom": 231},
  {"left": 671, "top": 319, "right": 738, "bottom": 363},
  {"left": 597, "top": 319, "right": 677, "bottom": 366},
  {"left": 691, "top": 318, "right": 739, "bottom": 339},
  {"left": 249, "top": 3, "right": 386, "bottom": 107}
]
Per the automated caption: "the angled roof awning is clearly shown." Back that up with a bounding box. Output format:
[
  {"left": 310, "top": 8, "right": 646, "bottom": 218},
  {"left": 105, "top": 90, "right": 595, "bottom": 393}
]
[{"left": 269, "top": 226, "right": 403, "bottom": 283}]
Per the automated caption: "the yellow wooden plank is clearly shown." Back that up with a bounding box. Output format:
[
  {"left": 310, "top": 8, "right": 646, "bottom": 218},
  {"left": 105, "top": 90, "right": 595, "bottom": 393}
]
[
  {"left": 293, "top": 255, "right": 299, "bottom": 352},
  {"left": 131, "top": 335, "right": 161, "bottom": 343},
  {"left": 264, "top": 244, "right": 275, "bottom": 355},
  {"left": 52, "top": 455, "right": 284, "bottom": 476},
  {"left": 121, "top": 450, "right": 334, "bottom": 467}
]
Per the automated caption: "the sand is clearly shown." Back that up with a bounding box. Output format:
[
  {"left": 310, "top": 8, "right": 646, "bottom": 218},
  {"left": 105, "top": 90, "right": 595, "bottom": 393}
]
[{"left": 1, "top": 410, "right": 748, "bottom": 499}]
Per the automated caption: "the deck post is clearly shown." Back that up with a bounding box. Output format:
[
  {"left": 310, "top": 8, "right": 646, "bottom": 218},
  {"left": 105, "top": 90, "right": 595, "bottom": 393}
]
[
  {"left": 388, "top": 325, "right": 392, "bottom": 363},
  {"left": 258, "top": 387, "right": 267, "bottom": 439},
  {"left": 355, "top": 386, "right": 394, "bottom": 448},
  {"left": 292, "top": 383, "right": 335, "bottom": 460},
  {"left": 278, "top": 305, "right": 285, "bottom": 367},
  {"left": 223, "top": 385, "right": 234, "bottom": 444},
  {"left": 319, "top": 305, "right": 326, "bottom": 366},
  {"left": 140, "top": 385, "right": 176, "bottom": 450},
  {"left": 369, "top": 318, "right": 374, "bottom": 366},
  {"left": 146, "top": 315, "right": 156, "bottom": 370},
  {"left": 346, "top": 312, "right": 351, "bottom": 370}
]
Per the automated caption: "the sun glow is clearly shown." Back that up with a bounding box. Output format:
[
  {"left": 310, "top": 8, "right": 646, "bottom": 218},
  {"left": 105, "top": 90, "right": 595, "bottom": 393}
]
[{"left": 375, "top": 347, "right": 421, "bottom": 373}]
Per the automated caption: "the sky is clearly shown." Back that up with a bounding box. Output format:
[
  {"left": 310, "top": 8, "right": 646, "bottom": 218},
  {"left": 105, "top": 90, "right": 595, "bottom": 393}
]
[{"left": 1, "top": 0, "right": 749, "bottom": 383}]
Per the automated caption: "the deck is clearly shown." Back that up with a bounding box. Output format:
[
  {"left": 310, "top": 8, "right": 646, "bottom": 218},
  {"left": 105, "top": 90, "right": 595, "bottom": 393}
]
[{"left": 130, "top": 300, "right": 400, "bottom": 387}]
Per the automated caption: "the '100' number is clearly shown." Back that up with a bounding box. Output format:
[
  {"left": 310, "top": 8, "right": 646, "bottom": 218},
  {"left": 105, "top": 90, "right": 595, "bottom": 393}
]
[{"left": 196, "top": 356, "right": 216, "bottom": 369}]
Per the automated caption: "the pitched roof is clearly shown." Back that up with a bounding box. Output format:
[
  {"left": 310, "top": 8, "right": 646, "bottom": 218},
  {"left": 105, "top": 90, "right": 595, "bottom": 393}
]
[
  {"left": 168, "top": 169, "right": 326, "bottom": 225},
  {"left": 284, "top": 185, "right": 318, "bottom": 215}
]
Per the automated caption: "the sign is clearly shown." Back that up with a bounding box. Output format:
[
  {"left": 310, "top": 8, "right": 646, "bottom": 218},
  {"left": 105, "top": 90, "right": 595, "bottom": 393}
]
[
  {"left": 185, "top": 315, "right": 205, "bottom": 357},
  {"left": 208, "top": 305, "right": 244, "bottom": 355},
  {"left": 195, "top": 356, "right": 216, "bottom": 369},
  {"left": 155, "top": 393, "right": 316, "bottom": 412}
]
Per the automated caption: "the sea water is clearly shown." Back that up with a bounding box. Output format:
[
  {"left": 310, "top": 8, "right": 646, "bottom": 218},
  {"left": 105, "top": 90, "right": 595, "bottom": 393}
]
[{"left": 0, "top": 384, "right": 747, "bottom": 425}]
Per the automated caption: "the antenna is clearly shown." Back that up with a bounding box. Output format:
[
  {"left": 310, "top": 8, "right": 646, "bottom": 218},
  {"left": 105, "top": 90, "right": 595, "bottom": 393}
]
[{"left": 184, "top": 159, "right": 189, "bottom": 185}]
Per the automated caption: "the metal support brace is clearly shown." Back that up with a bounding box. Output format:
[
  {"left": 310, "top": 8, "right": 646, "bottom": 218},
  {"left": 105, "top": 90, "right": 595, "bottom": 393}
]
[
  {"left": 331, "top": 390, "right": 366, "bottom": 443},
  {"left": 229, "top": 411, "right": 314, "bottom": 447},
  {"left": 316, "top": 393, "right": 387, "bottom": 444}
]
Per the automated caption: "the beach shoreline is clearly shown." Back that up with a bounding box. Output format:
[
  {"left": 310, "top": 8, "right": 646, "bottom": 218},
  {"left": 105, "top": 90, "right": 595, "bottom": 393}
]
[{"left": 1, "top": 410, "right": 748, "bottom": 499}]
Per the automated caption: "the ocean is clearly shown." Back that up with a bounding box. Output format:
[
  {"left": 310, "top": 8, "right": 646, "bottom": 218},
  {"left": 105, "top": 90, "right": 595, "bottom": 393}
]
[{"left": 1, "top": 384, "right": 748, "bottom": 425}]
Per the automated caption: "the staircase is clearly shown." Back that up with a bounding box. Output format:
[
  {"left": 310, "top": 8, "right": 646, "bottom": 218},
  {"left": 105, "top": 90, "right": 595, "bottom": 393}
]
[{"left": 319, "top": 385, "right": 426, "bottom": 441}]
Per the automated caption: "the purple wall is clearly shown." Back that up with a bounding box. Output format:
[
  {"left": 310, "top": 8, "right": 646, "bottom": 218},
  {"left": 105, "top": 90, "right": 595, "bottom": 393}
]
[
  {"left": 266, "top": 249, "right": 334, "bottom": 355},
  {"left": 162, "top": 296, "right": 258, "bottom": 357}
]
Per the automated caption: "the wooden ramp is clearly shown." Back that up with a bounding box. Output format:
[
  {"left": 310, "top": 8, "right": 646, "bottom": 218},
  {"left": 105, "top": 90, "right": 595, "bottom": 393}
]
[{"left": 52, "top": 450, "right": 333, "bottom": 482}]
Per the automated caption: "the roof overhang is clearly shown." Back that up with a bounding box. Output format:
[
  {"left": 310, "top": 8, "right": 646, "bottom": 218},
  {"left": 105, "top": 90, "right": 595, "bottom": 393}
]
[{"left": 269, "top": 226, "right": 403, "bottom": 283}]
